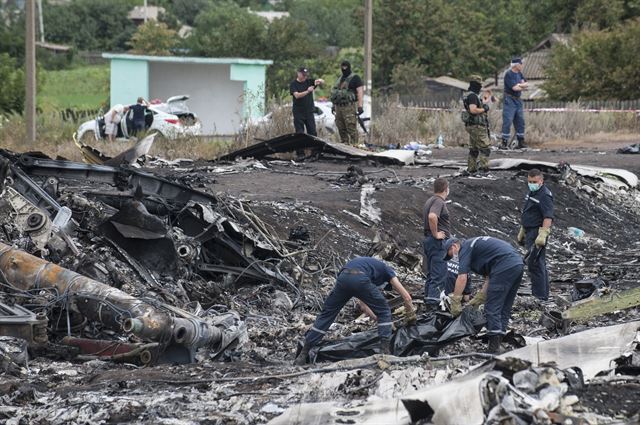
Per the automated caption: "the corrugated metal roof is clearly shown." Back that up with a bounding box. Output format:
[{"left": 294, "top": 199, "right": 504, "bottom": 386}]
[
  {"left": 429, "top": 76, "right": 469, "bottom": 91},
  {"left": 532, "top": 33, "right": 570, "bottom": 52},
  {"left": 521, "top": 51, "right": 550, "bottom": 80}
]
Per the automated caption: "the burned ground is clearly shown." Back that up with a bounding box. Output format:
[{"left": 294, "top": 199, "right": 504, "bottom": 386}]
[{"left": 1, "top": 143, "right": 639, "bottom": 424}]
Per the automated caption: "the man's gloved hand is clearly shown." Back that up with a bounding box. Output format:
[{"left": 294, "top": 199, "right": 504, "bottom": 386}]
[
  {"left": 357, "top": 106, "right": 364, "bottom": 115},
  {"left": 483, "top": 104, "right": 490, "bottom": 113},
  {"left": 517, "top": 226, "right": 526, "bottom": 246},
  {"left": 535, "top": 227, "right": 551, "bottom": 247},
  {"left": 404, "top": 302, "right": 417, "bottom": 325},
  {"left": 468, "top": 291, "right": 487, "bottom": 307},
  {"left": 447, "top": 293, "right": 463, "bottom": 317}
]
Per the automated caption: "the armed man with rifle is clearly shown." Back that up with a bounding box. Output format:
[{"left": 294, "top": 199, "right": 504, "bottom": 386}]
[
  {"left": 330, "top": 60, "right": 364, "bottom": 146},
  {"left": 461, "top": 75, "right": 491, "bottom": 175}
]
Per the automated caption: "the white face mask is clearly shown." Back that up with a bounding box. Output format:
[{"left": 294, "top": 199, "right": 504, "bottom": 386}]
[{"left": 446, "top": 187, "right": 450, "bottom": 197}]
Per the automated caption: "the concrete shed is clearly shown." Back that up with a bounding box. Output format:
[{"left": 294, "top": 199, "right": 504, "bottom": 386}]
[{"left": 103, "top": 53, "right": 272, "bottom": 135}]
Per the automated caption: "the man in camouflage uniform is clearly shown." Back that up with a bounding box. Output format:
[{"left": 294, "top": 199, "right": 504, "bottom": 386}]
[
  {"left": 330, "top": 60, "right": 364, "bottom": 146},
  {"left": 462, "top": 75, "right": 491, "bottom": 174}
]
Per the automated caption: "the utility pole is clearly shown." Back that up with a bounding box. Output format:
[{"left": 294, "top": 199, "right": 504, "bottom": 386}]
[
  {"left": 25, "top": 0, "right": 37, "bottom": 145},
  {"left": 144, "top": 0, "right": 148, "bottom": 23},
  {"left": 36, "top": 0, "right": 44, "bottom": 42},
  {"left": 363, "top": 0, "right": 373, "bottom": 140}
]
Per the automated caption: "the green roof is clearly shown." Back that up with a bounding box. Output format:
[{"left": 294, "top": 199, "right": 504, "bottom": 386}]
[{"left": 102, "top": 53, "right": 272, "bottom": 66}]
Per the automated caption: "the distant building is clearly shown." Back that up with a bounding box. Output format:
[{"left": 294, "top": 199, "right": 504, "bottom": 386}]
[
  {"left": 484, "top": 34, "right": 569, "bottom": 100},
  {"left": 424, "top": 76, "right": 469, "bottom": 103},
  {"left": 249, "top": 10, "right": 290, "bottom": 22},
  {"left": 36, "top": 41, "right": 71, "bottom": 54},
  {"left": 103, "top": 53, "right": 272, "bottom": 135},
  {"left": 128, "top": 6, "right": 166, "bottom": 25}
]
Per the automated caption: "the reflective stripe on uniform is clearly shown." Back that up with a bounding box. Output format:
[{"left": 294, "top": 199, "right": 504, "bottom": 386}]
[{"left": 377, "top": 322, "right": 394, "bottom": 327}]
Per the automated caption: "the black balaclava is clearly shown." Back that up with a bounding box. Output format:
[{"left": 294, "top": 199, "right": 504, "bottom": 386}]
[
  {"left": 469, "top": 81, "right": 482, "bottom": 94},
  {"left": 341, "top": 61, "right": 351, "bottom": 78}
]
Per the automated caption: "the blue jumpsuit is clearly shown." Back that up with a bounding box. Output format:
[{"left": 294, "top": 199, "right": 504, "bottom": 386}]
[
  {"left": 457, "top": 237, "right": 524, "bottom": 335},
  {"left": 304, "top": 257, "right": 395, "bottom": 346},
  {"left": 501, "top": 69, "right": 526, "bottom": 144},
  {"left": 521, "top": 184, "right": 554, "bottom": 300}
]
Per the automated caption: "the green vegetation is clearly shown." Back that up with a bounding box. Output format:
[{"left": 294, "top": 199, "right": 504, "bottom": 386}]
[
  {"left": 0, "top": 0, "right": 639, "bottom": 116},
  {"left": 39, "top": 66, "right": 110, "bottom": 111},
  {"left": 544, "top": 19, "right": 640, "bottom": 100},
  {"left": 129, "top": 21, "right": 177, "bottom": 55},
  {"left": 0, "top": 54, "right": 25, "bottom": 114}
]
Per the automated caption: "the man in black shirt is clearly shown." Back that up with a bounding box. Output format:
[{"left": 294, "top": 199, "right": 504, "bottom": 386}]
[
  {"left": 290, "top": 67, "right": 324, "bottom": 136},
  {"left": 330, "top": 60, "right": 364, "bottom": 146},
  {"left": 129, "top": 97, "right": 148, "bottom": 136}
]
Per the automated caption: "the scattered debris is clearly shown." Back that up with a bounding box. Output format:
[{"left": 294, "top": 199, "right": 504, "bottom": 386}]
[
  {"left": 1, "top": 142, "right": 639, "bottom": 423},
  {"left": 219, "top": 133, "right": 416, "bottom": 165},
  {"left": 617, "top": 143, "right": 640, "bottom": 154}
]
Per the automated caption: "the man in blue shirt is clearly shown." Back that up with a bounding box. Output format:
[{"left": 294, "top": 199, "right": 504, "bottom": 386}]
[
  {"left": 129, "top": 97, "right": 148, "bottom": 136},
  {"left": 294, "top": 257, "right": 415, "bottom": 365},
  {"left": 517, "top": 169, "right": 554, "bottom": 300},
  {"left": 443, "top": 237, "right": 524, "bottom": 353},
  {"left": 500, "top": 57, "right": 528, "bottom": 150}
]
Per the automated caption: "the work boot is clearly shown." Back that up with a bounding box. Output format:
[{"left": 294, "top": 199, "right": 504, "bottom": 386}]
[
  {"left": 379, "top": 337, "right": 392, "bottom": 355},
  {"left": 516, "top": 140, "right": 528, "bottom": 149},
  {"left": 487, "top": 334, "right": 502, "bottom": 354},
  {"left": 294, "top": 341, "right": 312, "bottom": 366},
  {"left": 499, "top": 140, "right": 509, "bottom": 150}
]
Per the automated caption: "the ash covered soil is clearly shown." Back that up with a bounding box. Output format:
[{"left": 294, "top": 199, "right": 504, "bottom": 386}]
[{"left": 2, "top": 143, "right": 640, "bottom": 424}]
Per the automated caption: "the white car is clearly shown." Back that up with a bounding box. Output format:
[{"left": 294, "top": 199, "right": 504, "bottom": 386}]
[
  {"left": 245, "top": 99, "right": 371, "bottom": 135},
  {"left": 77, "top": 95, "right": 201, "bottom": 142}
]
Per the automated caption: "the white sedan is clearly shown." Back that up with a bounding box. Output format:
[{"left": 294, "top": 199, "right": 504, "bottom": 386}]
[
  {"left": 244, "top": 99, "right": 371, "bottom": 135},
  {"left": 77, "top": 95, "right": 201, "bottom": 142}
]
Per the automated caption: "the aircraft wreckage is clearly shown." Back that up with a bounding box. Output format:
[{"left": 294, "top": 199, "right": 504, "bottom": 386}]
[{"left": 1, "top": 135, "right": 640, "bottom": 424}]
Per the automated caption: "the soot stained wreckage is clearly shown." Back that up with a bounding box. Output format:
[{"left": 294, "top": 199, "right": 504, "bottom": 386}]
[{"left": 1, "top": 138, "right": 640, "bottom": 424}]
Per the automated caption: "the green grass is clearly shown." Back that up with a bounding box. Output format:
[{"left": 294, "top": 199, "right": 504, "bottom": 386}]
[{"left": 39, "top": 65, "right": 110, "bottom": 112}]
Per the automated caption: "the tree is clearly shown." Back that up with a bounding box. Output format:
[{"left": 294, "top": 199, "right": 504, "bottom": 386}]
[
  {"left": 166, "top": 0, "right": 211, "bottom": 26},
  {"left": 43, "top": 0, "right": 138, "bottom": 51},
  {"left": 128, "top": 21, "right": 177, "bottom": 55},
  {"left": 374, "top": 0, "right": 499, "bottom": 86},
  {"left": 188, "top": 1, "right": 267, "bottom": 58},
  {"left": 0, "top": 53, "right": 25, "bottom": 115},
  {"left": 543, "top": 19, "right": 640, "bottom": 100},
  {"left": 288, "top": 0, "right": 361, "bottom": 47}
]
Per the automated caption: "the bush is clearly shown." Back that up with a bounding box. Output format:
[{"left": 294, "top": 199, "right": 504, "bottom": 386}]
[{"left": 0, "top": 53, "right": 25, "bottom": 115}]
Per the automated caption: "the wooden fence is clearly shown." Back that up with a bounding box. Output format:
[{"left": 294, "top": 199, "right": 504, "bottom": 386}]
[{"left": 396, "top": 97, "right": 640, "bottom": 112}]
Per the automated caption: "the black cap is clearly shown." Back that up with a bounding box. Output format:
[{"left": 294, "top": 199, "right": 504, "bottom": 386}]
[
  {"left": 443, "top": 238, "right": 460, "bottom": 261},
  {"left": 297, "top": 67, "right": 308, "bottom": 74},
  {"left": 341, "top": 60, "right": 351, "bottom": 68}
]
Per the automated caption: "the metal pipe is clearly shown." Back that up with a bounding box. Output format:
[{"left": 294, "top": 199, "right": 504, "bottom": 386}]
[{"left": 0, "top": 242, "right": 221, "bottom": 357}]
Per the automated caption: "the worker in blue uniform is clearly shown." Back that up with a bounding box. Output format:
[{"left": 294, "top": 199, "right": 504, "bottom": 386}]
[
  {"left": 517, "top": 168, "right": 554, "bottom": 300},
  {"left": 294, "top": 257, "right": 415, "bottom": 365},
  {"left": 443, "top": 237, "right": 524, "bottom": 353}
]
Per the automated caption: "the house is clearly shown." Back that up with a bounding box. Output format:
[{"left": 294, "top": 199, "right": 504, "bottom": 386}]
[
  {"left": 484, "top": 34, "right": 569, "bottom": 100},
  {"left": 128, "top": 6, "right": 166, "bottom": 25},
  {"left": 424, "top": 76, "right": 469, "bottom": 102},
  {"left": 103, "top": 53, "right": 272, "bottom": 135}
]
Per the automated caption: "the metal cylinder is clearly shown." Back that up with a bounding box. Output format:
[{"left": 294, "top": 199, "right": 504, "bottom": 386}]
[{"left": 0, "top": 242, "right": 221, "bottom": 352}]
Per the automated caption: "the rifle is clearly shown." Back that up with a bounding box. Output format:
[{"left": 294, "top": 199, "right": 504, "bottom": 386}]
[{"left": 358, "top": 116, "right": 370, "bottom": 134}]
